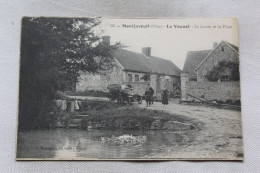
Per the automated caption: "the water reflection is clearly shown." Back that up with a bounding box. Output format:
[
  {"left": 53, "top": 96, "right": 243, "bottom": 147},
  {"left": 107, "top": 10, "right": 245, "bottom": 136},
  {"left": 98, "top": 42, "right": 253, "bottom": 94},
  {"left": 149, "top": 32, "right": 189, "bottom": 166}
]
[{"left": 17, "top": 129, "right": 197, "bottom": 159}]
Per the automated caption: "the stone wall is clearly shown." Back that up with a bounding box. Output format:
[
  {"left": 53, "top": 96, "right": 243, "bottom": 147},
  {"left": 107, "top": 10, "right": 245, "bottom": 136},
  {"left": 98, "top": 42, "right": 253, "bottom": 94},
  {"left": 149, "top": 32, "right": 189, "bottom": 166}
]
[
  {"left": 181, "top": 73, "right": 189, "bottom": 100},
  {"left": 76, "top": 65, "right": 124, "bottom": 92},
  {"left": 186, "top": 81, "right": 240, "bottom": 101},
  {"left": 181, "top": 73, "right": 240, "bottom": 101},
  {"left": 196, "top": 42, "right": 239, "bottom": 81}
]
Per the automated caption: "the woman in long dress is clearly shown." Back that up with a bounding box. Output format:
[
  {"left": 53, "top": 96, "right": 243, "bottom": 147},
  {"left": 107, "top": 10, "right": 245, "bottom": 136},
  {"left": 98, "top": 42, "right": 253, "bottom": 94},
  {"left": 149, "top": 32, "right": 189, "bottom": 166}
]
[{"left": 161, "top": 89, "right": 169, "bottom": 105}]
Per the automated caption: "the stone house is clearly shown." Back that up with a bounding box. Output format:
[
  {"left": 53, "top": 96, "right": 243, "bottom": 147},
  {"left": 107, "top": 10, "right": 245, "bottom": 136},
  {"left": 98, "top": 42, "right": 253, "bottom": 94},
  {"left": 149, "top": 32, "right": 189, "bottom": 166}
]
[
  {"left": 183, "top": 41, "right": 239, "bottom": 82},
  {"left": 181, "top": 41, "right": 240, "bottom": 102},
  {"left": 76, "top": 37, "right": 181, "bottom": 98}
]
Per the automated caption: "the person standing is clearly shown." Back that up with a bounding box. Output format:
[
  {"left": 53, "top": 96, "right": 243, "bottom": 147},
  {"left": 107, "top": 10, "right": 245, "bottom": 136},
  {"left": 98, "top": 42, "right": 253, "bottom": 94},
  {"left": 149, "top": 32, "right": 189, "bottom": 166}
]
[
  {"left": 161, "top": 89, "right": 169, "bottom": 105},
  {"left": 148, "top": 85, "right": 154, "bottom": 104},
  {"left": 145, "top": 88, "right": 151, "bottom": 107}
]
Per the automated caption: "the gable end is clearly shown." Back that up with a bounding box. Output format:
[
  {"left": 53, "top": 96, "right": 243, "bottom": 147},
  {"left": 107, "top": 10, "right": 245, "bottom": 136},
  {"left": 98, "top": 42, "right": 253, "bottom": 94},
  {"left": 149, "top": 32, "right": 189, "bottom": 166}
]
[{"left": 194, "top": 41, "right": 239, "bottom": 71}]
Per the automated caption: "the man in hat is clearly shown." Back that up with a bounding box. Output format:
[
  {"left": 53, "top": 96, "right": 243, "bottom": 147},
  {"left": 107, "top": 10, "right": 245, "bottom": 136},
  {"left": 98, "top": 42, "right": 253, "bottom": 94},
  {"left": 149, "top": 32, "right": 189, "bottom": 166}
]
[
  {"left": 146, "top": 84, "right": 154, "bottom": 104},
  {"left": 145, "top": 88, "right": 151, "bottom": 107}
]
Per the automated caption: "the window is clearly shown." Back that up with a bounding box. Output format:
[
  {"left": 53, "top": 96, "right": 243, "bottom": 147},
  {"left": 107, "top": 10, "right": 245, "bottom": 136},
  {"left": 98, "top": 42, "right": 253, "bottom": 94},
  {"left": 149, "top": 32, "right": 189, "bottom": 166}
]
[
  {"left": 128, "top": 74, "right": 132, "bottom": 82},
  {"left": 135, "top": 75, "right": 139, "bottom": 82},
  {"left": 221, "top": 46, "right": 225, "bottom": 52}
]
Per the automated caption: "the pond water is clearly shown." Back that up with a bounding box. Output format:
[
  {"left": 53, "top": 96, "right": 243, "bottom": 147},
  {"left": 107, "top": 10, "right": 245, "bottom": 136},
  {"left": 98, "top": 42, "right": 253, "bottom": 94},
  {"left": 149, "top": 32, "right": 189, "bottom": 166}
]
[{"left": 17, "top": 129, "right": 197, "bottom": 159}]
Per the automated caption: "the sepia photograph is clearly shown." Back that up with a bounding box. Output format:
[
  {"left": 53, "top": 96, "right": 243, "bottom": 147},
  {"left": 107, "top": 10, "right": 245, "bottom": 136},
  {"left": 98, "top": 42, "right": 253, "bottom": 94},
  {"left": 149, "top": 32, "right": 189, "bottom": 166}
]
[{"left": 16, "top": 17, "right": 243, "bottom": 160}]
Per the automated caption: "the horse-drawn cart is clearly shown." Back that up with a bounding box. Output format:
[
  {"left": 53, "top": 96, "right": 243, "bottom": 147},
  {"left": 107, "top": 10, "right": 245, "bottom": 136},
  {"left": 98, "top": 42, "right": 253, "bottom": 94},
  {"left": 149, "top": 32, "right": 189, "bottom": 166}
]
[{"left": 107, "top": 84, "right": 142, "bottom": 105}]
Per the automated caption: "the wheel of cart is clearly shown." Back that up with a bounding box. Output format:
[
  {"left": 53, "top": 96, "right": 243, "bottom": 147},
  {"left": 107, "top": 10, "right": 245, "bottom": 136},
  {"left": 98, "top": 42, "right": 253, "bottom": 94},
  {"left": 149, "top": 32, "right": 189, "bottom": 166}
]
[
  {"left": 117, "top": 94, "right": 122, "bottom": 104},
  {"left": 137, "top": 96, "right": 142, "bottom": 104},
  {"left": 128, "top": 97, "right": 132, "bottom": 105}
]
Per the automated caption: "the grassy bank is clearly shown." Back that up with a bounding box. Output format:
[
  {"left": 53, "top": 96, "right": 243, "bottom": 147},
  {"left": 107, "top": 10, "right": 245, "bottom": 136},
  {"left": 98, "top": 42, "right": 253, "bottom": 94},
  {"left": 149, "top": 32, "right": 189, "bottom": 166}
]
[
  {"left": 45, "top": 100, "right": 202, "bottom": 131},
  {"left": 75, "top": 101, "right": 201, "bottom": 130},
  {"left": 79, "top": 100, "right": 123, "bottom": 111}
]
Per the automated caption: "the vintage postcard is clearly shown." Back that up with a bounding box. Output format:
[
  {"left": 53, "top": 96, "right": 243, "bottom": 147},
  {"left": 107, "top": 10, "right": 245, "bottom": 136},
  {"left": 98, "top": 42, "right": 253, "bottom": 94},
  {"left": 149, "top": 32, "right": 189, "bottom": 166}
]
[{"left": 16, "top": 17, "right": 243, "bottom": 160}]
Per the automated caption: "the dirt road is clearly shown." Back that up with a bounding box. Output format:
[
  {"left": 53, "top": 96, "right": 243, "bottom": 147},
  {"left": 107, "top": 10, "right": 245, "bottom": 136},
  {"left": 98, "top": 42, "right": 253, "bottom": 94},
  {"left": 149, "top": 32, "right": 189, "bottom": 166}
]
[
  {"left": 66, "top": 96, "right": 243, "bottom": 159},
  {"left": 137, "top": 101, "right": 243, "bottom": 160}
]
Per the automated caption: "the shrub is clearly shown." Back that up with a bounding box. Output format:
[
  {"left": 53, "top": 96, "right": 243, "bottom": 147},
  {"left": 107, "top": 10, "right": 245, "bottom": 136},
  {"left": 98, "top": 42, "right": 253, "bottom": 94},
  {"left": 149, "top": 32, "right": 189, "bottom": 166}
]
[{"left": 205, "top": 60, "right": 240, "bottom": 82}]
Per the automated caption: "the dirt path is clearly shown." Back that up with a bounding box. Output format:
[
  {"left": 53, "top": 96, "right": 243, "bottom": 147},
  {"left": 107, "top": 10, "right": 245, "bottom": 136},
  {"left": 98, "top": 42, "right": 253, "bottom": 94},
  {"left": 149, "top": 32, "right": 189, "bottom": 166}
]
[{"left": 137, "top": 101, "right": 243, "bottom": 160}]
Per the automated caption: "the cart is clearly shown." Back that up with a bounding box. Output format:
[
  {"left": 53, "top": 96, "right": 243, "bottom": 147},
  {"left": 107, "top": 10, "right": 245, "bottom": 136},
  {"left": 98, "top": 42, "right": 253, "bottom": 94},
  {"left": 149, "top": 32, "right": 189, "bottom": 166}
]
[{"left": 107, "top": 84, "right": 142, "bottom": 105}]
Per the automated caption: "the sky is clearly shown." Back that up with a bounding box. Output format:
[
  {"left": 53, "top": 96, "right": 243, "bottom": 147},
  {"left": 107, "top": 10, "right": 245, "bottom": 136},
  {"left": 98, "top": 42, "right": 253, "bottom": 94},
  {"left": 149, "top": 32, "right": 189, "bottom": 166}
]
[{"left": 97, "top": 18, "right": 238, "bottom": 69}]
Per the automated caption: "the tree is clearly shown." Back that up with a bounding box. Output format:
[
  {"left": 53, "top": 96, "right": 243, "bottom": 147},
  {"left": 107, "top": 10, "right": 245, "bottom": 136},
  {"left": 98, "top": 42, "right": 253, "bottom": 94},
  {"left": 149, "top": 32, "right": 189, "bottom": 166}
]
[
  {"left": 19, "top": 17, "right": 120, "bottom": 129},
  {"left": 205, "top": 60, "right": 240, "bottom": 82}
]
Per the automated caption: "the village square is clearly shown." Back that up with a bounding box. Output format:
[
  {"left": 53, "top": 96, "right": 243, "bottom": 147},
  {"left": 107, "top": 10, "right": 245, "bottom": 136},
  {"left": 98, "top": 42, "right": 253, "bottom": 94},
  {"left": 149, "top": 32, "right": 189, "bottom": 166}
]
[{"left": 16, "top": 17, "right": 242, "bottom": 160}]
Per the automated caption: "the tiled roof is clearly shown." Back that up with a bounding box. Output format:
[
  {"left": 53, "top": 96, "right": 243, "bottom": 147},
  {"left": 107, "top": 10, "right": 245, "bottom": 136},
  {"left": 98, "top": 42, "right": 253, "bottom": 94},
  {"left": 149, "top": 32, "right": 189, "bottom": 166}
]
[
  {"left": 183, "top": 50, "right": 212, "bottom": 79},
  {"left": 114, "top": 49, "right": 180, "bottom": 76}
]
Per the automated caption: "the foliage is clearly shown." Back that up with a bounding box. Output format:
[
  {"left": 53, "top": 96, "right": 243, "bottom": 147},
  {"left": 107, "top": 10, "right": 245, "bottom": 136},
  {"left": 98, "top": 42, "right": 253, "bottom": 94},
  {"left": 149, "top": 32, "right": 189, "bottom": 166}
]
[
  {"left": 205, "top": 60, "right": 240, "bottom": 81},
  {"left": 19, "top": 17, "right": 120, "bottom": 129}
]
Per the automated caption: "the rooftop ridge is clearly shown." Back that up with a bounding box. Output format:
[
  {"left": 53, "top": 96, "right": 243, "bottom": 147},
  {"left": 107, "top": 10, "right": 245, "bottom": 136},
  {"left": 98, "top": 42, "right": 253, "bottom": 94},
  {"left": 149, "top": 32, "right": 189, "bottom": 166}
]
[
  {"left": 187, "top": 49, "right": 213, "bottom": 53},
  {"left": 114, "top": 48, "right": 180, "bottom": 76}
]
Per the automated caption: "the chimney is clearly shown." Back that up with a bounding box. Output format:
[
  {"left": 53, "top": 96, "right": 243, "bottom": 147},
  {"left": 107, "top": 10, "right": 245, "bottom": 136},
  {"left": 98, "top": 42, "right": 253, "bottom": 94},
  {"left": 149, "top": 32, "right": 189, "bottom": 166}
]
[
  {"left": 213, "top": 42, "right": 218, "bottom": 48},
  {"left": 142, "top": 47, "right": 151, "bottom": 57},
  {"left": 102, "top": 36, "right": 110, "bottom": 45}
]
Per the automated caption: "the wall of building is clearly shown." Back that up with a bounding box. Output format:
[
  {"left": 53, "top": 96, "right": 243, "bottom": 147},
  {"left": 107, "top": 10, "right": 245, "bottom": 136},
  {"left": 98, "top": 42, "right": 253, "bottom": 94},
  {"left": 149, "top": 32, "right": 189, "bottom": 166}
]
[
  {"left": 156, "top": 75, "right": 179, "bottom": 92},
  {"left": 122, "top": 75, "right": 180, "bottom": 99},
  {"left": 197, "top": 42, "right": 239, "bottom": 81},
  {"left": 125, "top": 71, "right": 145, "bottom": 83},
  {"left": 76, "top": 65, "right": 180, "bottom": 99},
  {"left": 76, "top": 65, "right": 124, "bottom": 92},
  {"left": 122, "top": 81, "right": 147, "bottom": 96},
  {"left": 152, "top": 74, "right": 180, "bottom": 100},
  {"left": 125, "top": 73, "right": 179, "bottom": 94},
  {"left": 181, "top": 74, "right": 240, "bottom": 102},
  {"left": 150, "top": 74, "right": 157, "bottom": 94}
]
